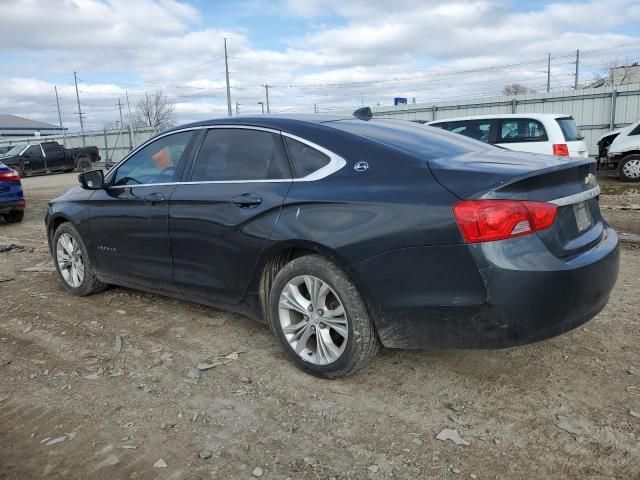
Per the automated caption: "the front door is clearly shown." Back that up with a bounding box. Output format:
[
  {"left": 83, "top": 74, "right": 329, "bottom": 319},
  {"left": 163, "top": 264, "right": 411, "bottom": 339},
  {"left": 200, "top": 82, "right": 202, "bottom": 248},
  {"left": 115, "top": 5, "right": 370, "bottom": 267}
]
[
  {"left": 22, "top": 145, "right": 46, "bottom": 173},
  {"left": 89, "top": 130, "right": 197, "bottom": 291},
  {"left": 170, "top": 127, "right": 293, "bottom": 303}
]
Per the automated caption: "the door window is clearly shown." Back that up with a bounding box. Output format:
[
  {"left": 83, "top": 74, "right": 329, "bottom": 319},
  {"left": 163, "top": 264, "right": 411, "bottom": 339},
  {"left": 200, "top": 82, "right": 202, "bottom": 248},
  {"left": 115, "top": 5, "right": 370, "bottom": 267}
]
[
  {"left": 112, "top": 131, "right": 194, "bottom": 186},
  {"left": 444, "top": 120, "right": 492, "bottom": 143},
  {"left": 24, "top": 145, "right": 43, "bottom": 158},
  {"left": 190, "top": 129, "right": 291, "bottom": 181},
  {"left": 498, "top": 119, "right": 548, "bottom": 143},
  {"left": 283, "top": 137, "right": 330, "bottom": 177}
]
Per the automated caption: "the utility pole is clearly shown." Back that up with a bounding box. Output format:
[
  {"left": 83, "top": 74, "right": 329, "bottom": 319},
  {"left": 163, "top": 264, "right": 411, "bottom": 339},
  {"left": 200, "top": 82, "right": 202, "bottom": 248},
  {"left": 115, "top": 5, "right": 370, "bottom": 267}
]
[
  {"left": 235, "top": 102, "right": 240, "bottom": 116},
  {"left": 258, "top": 102, "right": 264, "bottom": 114},
  {"left": 125, "top": 90, "right": 134, "bottom": 150},
  {"left": 546, "top": 53, "right": 551, "bottom": 92},
  {"left": 224, "top": 38, "right": 232, "bottom": 117},
  {"left": 360, "top": 92, "right": 364, "bottom": 106},
  {"left": 117, "top": 98, "right": 124, "bottom": 131},
  {"left": 574, "top": 49, "right": 580, "bottom": 89},
  {"left": 314, "top": 103, "right": 318, "bottom": 113},
  {"left": 263, "top": 84, "right": 271, "bottom": 113},
  {"left": 73, "top": 71, "right": 86, "bottom": 146},
  {"left": 54, "top": 86, "right": 65, "bottom": 147}
]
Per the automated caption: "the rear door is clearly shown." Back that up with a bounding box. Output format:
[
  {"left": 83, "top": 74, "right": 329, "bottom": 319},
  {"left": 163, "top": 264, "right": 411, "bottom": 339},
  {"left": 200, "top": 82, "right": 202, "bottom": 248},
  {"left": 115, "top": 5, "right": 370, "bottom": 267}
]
[
  {"left": 41, "top": 143, "right": 67, "bottom": 170},
  {"left": 170, "top": 127, "right": 293, "bottom": 303},
  {"left": 495, "top": 118, "right": 550, "bottom": 155}
]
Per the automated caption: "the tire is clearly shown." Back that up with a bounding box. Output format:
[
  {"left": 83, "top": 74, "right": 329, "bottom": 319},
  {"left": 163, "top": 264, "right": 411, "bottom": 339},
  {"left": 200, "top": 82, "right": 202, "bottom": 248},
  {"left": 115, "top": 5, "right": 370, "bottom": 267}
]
[
  {"left": 52, "top": 222, "right": 108, "bottom": 296},
  {"left": 13, "top": 164, "right": 25, "bottom": 177},
  {"left": 269, "top": 254, "right": 380, "bottom": 378},
  {"left": 3, "top": 210, "right": 24, "bottom": 223},
  {"left": 617, "top": 154, "right": 640, "bottom": 182},
  {"left": 76, "top": 157, "right": 91, "bottom": 172}
]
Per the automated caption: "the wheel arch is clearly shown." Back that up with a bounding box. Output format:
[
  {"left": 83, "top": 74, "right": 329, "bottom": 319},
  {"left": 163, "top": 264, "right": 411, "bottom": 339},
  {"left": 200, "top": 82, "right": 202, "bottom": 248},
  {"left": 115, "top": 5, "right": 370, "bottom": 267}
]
[
  {"left": 47, "top": 214, "right": 73, "bottom": 254},
  {"left": 252, "top": 240, "right": 357, "bottom": 326}
]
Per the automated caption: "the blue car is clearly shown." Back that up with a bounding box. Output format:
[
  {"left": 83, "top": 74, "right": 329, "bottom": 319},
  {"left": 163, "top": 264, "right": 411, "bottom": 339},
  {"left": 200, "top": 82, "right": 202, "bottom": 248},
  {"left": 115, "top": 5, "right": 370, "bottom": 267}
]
[{"left": 0, "top": 161, "right": 25, "bottom": 223}]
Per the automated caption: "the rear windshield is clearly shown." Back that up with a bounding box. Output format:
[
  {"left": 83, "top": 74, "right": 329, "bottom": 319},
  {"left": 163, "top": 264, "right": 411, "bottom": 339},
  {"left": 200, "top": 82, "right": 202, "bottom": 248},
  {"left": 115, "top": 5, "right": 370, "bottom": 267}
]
[
  {"left": 556, "top": 118, "right": 583, "bottom": 141},
  {"left": 328, "top": 119, "right": 493, "bottom": 160}
]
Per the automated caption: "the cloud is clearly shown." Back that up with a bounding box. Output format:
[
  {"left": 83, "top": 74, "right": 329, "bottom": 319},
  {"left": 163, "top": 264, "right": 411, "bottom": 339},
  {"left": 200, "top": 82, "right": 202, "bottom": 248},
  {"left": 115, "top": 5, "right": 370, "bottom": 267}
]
[{"left": 0, "top": 0, "right": 638, "bottom": 132}]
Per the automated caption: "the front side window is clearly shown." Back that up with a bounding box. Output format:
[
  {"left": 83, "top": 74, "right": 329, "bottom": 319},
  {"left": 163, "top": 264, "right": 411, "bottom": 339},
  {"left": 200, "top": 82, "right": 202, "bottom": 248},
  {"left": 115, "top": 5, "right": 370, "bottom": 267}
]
[
  {"left": 446, "top": 120, "right": 492, "bottom": 143},
  {"left": 284, "top": 137, "right": 330, "bottom": 178},
  {"left": 113, "top": 131, "right": 194, "bottom": 186},
  {"left": 24, "top": 145, "right": 43, "bottom": 157},
  {"left": 190, "top": 129, "right": 291, "bottom": 181},
  {"left": 629, "top": 123, "right": 640, "bottom": 136},
  {"left": 498, "top": 119, "right": 548, "bottom": 143}
]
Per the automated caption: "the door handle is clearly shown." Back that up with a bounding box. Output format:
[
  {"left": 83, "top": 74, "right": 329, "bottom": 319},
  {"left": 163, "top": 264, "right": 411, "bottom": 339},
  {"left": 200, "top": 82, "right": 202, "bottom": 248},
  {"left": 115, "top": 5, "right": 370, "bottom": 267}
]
[
  {"left": 231, "top": 193, "right": 262, "bottom": 208},
  {"left": 143, "top": 192, "right": 165, "bottom": 205}
]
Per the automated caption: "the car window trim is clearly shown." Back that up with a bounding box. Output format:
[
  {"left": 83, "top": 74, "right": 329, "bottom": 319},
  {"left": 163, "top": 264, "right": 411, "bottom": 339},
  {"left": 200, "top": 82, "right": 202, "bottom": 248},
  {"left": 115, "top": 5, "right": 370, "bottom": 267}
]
[{"left": 106, "top": 125, "right": 346, "bottom": 188}]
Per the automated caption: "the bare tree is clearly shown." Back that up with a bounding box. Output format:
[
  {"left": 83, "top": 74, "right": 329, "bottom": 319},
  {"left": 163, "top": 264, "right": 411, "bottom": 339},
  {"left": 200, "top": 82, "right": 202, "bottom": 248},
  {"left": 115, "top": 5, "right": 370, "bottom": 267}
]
[
  {"left": 133, "top": 90, "right": 176, "bottom": 130},
  {"left": 503, "top": 83, "right": 532, "bottom": 95}
]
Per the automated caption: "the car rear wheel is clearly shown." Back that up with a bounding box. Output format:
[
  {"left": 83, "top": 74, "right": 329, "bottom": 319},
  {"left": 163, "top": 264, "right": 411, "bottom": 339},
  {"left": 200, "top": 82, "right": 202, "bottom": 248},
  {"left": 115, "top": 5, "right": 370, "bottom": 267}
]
[
  {"left": 76, "top": 157, "right": 91, "bottom": 172},
  {"left": 3, "top": 211, "right": 24, "bottom": 223},
  {"left": 53, "top": 222, "right": 108, "bottom": 296},
  {"left": 618, "top": 154, "right": 640, "bottom": 182},
  {"left": 269, "top": 254, "right": 380, "bottom": 378}
]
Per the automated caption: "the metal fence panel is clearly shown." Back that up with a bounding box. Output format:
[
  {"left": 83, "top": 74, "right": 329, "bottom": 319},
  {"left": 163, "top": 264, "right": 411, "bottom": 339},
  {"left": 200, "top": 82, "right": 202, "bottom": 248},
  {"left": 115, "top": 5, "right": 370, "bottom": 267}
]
[{"left": 366, "top": 84, "right": 640, "bottom": 155}]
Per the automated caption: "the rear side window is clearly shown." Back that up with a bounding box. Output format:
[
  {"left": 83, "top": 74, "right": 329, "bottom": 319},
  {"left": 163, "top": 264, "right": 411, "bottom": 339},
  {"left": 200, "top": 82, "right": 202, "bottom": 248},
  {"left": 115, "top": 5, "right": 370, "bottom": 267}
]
[
  {"left": 42, "top": 143, "right": 61, "bottom": 155},
  {"left": 556, "top": 118, "right": 583, "bottom": 141},
  {"left": 191, "top": 129, "right": 291, "bottom": 181},
  {"left": 284, "top": 137, "right": 330, "bottom": 178},
  {"left": 444, "top": 120, "right": 492, "bottom": 143},
  {"left": 497, "top": 119, "right": 548, "bottom": 143}
]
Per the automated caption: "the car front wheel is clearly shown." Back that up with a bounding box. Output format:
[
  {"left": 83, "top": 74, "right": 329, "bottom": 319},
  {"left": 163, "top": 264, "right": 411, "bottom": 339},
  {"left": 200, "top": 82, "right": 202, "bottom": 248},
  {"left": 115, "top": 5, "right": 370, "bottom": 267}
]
[
  {"left": 269, "top": 254, "right": 380, "bottom": 378},
  {"left": 53, "top": 222, "right": 108, "bottom": 296},
  {"left": 618, "top": 154, "right": 640, "bottom": 182}
]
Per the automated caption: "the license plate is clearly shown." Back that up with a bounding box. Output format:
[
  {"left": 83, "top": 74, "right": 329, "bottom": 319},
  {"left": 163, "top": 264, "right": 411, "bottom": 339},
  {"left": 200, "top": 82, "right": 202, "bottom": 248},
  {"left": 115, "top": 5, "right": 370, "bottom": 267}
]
[{"left": 573, "top": 201, "right": 592, "bottom": 232}]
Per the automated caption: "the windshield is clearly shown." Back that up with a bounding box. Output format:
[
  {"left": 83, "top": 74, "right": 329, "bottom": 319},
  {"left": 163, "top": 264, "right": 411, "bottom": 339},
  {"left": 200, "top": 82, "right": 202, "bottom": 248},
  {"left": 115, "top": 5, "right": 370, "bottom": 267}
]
[
  {"left": 1, "top": 145, "right": 26, "bottom": 156},
  {"left": 556, "top": 118, "right": 584, "bottom": 141}
]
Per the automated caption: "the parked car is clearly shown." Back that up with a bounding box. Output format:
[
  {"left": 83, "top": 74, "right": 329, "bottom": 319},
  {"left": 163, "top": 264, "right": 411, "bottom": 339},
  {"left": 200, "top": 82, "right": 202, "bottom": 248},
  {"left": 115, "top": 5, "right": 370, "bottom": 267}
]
[
  {"left": 0, "top": 145, "right": 15, "bottom": 156},
  {"left": 45, "top": 113, "right": 618, "bottom": 378},
  {"left": 596, "top": 120, "right": 640, "bottom": 182},
  {"left": 0, "top": 161, "right": 25, "bottom": 223},
  {"left": 0, "top": 141, "right": 100, "bottom": 177},
  {"left": 428, "top": 113, "right": 589, "bottom": 158}
]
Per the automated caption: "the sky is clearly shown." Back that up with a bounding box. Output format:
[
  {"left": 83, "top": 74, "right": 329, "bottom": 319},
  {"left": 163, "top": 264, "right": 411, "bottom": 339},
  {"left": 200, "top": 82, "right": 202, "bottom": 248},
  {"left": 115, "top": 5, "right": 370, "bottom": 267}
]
[{"left": 0, "top": 0, "right": 639, "bottom": 132}]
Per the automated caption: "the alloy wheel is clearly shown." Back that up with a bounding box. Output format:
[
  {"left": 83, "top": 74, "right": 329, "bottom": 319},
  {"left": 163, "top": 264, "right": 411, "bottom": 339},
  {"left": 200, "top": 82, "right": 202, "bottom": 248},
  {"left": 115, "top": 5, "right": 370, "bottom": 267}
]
[
  {"left": 622, "top": 159, "right": 640, "bottom": 179},
  {"left": 56, "top": 233, "right": 85, "bottom": 288},
  {"left": 278, "top": 275, "right": 348, "bottom": 365}
]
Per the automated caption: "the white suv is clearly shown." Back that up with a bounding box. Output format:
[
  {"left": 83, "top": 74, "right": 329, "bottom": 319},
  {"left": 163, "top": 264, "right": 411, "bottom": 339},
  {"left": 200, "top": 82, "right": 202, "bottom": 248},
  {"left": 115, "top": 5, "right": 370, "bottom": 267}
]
[{"left": 428, "top": 113, "right": 588, "bottom": 158}]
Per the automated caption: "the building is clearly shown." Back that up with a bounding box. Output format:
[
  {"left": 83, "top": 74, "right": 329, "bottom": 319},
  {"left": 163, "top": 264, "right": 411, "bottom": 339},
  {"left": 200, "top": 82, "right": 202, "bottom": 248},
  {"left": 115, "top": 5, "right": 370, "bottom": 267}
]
[
  {"left": 0, "top": 114, "right": 66, "bottom": 138},
  {"left": 610, "top": 64, "right": 640, "bottom": 86}
]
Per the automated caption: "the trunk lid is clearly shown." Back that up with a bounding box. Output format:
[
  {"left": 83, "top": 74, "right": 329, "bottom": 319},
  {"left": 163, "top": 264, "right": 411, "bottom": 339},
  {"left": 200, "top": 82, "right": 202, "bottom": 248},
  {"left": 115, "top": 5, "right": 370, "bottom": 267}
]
[{"left": 429, "top": 150, "right": 603, "bottom": 258}]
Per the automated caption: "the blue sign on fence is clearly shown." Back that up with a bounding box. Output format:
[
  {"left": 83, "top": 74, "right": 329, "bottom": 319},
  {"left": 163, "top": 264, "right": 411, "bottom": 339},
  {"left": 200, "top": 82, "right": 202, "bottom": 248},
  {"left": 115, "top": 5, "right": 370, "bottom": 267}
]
[{"left": 394, "top": 97, "right": 408, "bottom": 105}]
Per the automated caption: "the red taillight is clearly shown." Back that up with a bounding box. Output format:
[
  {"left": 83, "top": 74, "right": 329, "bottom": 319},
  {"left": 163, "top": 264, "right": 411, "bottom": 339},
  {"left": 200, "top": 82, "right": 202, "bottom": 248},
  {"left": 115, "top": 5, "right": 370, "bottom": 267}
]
[
  {"left": 553, "top": 143, "right": 569, "bottom": 156},
  {"left": 0, "top": 169, "right": 21, "bottom": 182},
  {"left": 453, "top": 200, "right": 558, "bottom": 243}
]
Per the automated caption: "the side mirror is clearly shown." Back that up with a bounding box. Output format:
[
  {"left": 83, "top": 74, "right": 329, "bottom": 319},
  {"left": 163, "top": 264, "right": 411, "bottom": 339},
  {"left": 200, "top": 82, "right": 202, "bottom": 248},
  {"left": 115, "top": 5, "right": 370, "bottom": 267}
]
[{"left": 78, "top": 169, "right": 105, "bottom": 190}]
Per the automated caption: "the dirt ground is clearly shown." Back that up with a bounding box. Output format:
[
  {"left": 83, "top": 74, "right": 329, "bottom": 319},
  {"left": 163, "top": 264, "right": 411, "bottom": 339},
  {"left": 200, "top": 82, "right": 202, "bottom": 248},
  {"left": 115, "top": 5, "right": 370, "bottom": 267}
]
[{"left": 1, "top": 172, "right": 639, "bottom": 480}]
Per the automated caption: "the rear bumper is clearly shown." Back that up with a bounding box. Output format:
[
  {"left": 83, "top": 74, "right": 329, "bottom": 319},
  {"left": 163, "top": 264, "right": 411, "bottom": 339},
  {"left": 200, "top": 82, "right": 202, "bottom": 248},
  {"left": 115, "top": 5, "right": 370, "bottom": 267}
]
[
  {"left": 0, "top": 199, "right": 25, "bottom": 214},
  {"left": 349, "top": 227, "right": 619, "bottom": 349}
]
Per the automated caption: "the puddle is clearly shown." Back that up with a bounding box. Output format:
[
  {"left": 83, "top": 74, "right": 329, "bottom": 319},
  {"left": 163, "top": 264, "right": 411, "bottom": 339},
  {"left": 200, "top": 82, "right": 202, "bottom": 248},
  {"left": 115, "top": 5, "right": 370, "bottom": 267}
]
[{"left": 600, "top": 185, "right": 640, "bottom": 196}]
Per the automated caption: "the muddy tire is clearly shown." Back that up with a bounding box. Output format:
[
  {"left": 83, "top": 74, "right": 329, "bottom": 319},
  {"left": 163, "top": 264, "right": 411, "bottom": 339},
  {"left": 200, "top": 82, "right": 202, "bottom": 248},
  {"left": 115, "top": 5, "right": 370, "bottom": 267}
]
[
  {"left": 3, "top": 210, "right": 24, "bottom": 223},
  {"left": 269, "top": 254, "right": 380, "bottom": 378},
  {"left": 617, "top": 154, "right": 640, "bottom": 182},
  {"left": 75, "top": 157, "right": 92, "bottom": 172},
  {"left": 52, "top": 222, "right": 108, "bottom": 296}
]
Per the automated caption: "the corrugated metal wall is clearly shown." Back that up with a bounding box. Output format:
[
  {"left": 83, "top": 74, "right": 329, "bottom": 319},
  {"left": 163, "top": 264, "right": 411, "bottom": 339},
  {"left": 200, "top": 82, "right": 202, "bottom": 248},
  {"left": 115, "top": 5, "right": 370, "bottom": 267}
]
[
  {"left": 0, "top": 127, "right": 157, "bottom": 164},
  {"left": 369, "top": 83, "right": 640, "bottom": 156}
]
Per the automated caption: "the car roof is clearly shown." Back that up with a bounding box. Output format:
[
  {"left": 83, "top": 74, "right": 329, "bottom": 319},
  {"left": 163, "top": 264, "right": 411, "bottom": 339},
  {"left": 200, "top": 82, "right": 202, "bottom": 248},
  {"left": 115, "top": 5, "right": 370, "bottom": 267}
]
[
  {"left": 427, "top": 113, "right": 572, "bottom": 124},
  {"left": 165, "top": 114, "right": 353, "bottom": 133}
]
